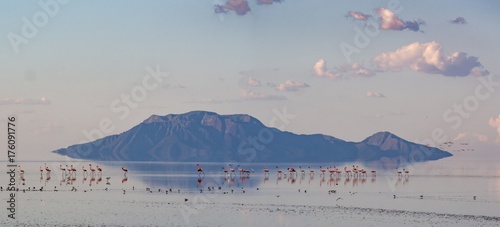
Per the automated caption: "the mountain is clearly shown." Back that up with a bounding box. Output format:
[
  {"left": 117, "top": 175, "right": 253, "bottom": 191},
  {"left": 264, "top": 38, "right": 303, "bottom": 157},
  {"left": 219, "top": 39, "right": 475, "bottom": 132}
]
[{"left": 53, "top": 111, "right": 452, "bottom": 163}]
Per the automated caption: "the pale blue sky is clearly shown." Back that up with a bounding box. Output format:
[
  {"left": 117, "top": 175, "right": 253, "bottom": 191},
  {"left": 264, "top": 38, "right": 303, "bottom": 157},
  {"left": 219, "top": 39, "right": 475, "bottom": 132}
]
[{"left": 1, "top": 0, "right": 500, "bottom": 160}]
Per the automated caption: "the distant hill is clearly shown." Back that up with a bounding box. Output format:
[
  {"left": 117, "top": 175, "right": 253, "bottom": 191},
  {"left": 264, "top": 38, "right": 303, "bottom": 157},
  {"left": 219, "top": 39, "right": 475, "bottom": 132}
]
[{"left": 53, "top": 111, "right": 452, "bottom": 163}]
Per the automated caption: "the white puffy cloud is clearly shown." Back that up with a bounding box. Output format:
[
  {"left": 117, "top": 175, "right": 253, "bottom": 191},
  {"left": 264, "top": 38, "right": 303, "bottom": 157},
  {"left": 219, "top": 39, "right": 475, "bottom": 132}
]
[
  {"left": 489, "top": 115, "right": 500, "bottom": 142},
  {"left": 365, "top": 91, "right": 385, "bottom": 98},
  {"left": 247, "top": 77, "right": 262, "bottom": 87},
  {"left": 376, "top": 8, "right": 424, "bottom": 32},
  {"left": 0, "top": 97, "right": 51, "bottom": 105},
  {"left": 376, "top": 8, "right": 404, "bottom": 30},
  {"left": 347, "top": 11, "right": 370, "bottom": 21},
  {"left": 274, "top": 80, "right": 310, "bottom": 92},
  {"left": 313, "top": 59, "right": 340, "bottom": 79},
  {"left": 372, "top": 41, "right": 487, "bottom": 77}
]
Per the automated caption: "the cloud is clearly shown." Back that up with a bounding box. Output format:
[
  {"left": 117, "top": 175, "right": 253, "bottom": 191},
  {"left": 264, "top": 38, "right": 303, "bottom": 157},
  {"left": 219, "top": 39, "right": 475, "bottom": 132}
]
[
  {"left": 314, "top": 60, "right": 375, "bottom": 80},
  {"left": 337, "top": 62, "right": 376, "bottom": 77},
  {"left": 257, "top": 0, "right": 282, "bottom": 4},
  {"left": 313, "top": 59, "right": 340, "bottom": 79},
  {"left": 274, "top": 80, "right": 310, "bottom": 92},
  {"left": 0, "top": 97, "right": 51, "bottom": 105},
  {"left": 347, "top": 11, "right": 370, "bottom": 21},
  {"left": 376, "top": 8, "right": 424, "bottom": 32},
  {"left": 453, "top": 132, "right": 488, "bottom": 142},
  {"left": 372, "top": 41, "right": 488, "bottom": 77},
  {"left": 450, "top": 17, "right": 467, "bottom": 24},
  {"left": 247, "top": 77, "right": 262, "bottom": 87},
  {"left": 242, "top": 90, "right": 286, "bottom": 100},
  {"left": 365, "top": 91, "right": 385, "bottom": 98},
  {"left": 215, "top": 0, "right": 251, "bottom": 16},
  {"left": 489, "top": 115, "right": 500, "bottom": 142}
]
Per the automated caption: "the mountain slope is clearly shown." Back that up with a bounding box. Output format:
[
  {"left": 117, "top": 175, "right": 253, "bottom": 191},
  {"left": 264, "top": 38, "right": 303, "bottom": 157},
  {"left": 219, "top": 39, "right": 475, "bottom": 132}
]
[{"left": 53, "top": 111, "right": 452, "bottom": 163}]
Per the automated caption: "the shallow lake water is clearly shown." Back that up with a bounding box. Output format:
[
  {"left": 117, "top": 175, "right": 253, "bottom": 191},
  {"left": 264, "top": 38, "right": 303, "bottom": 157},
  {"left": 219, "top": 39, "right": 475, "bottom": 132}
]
[{"left": 1, "top": 156, "right": 500, "bottom": 226}]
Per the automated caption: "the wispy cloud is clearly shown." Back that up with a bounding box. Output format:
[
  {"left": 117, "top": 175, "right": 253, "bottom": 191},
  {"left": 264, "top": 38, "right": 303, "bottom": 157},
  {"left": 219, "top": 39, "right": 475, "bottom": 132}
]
[
  {"left": 247, "top": 77, "right": 262, "bottom": 87},
  {"left": 450, "top": 17, "right": 467, "bottom": 24},
  {"left": 347, "top": 11, "right": 370, "bottom": 21},
  {"left": 365, "top": 91, "right": 385, "bottom": 98},
  {"left": 274, "top": 80, "right": 310, "bottom": 92},
  {"left": 242, "top": 90, "right": 286, "bottom": 100},
  {"left": 257, "top": 0, "right": 282, "bottom": 5},
  {"left": 453, "top": 132, "right": 488, "bottom": 142},
  {"left": 0, "top": 97, "right": 51, "bottom": 105},
  {"left": 372, "top": 41, "right": 488, "bottom": 77},
  {"left": 313, "top": 60, "right": 375, "bottom": 80}
]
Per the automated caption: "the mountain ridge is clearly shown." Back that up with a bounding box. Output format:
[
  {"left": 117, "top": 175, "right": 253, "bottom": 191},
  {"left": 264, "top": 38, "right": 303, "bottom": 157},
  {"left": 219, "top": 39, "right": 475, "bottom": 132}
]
[{"left": 53, "top": 111, "right": 452, "bottom": 163}]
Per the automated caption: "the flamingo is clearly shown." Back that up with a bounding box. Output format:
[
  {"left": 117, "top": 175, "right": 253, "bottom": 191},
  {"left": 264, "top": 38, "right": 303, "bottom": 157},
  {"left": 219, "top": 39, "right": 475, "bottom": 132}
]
[
  {"left": 308, "top": 166, "right": 314, "bottom": 175},
  {"left": 229, "top": 164, "right": 236, "bottom": 176},
  {"left": 319, "top": 166, "right": 326, "bottom": 175},
  {"left": 299, "top": 166, "right": 305, "bottom": 175},
  {"left": 66, "top": 165, "right": 71, "bottom": 174},
  {"left": 237, "top": 165, "right": 244, "bottom": 175},
  {"left": 328, "top": 166, "right": 335, "bottom": 176},
  {"left": 344, "top": 167, "right": 351, "bottom": 177},
  {"left": 70, "top": 165, "right": 77, "bottom": 174},
  {"left": 222, "top": 167, "right": 229, "bottom": 176},
  {"left": 370, "top": 170, "right": 376, "bottom": 177},
  {"left": 197, "top": 164, "right": 205, "bottom": 176},
  {"left": 263, "top": 168, "right": 270, "bottom": 175},
  {"left": 403, "top": 168, "right": 409, "bottom": 177},
  {"left": 82, "top": 166, "right": 87, "bottom": 175},
  {"left": 18, "top": 165, "right": 24, "bottom": 175},
  {"left": 396, "top": 167, "right": 402, "bottom": 177},
  {"left": 89, "top": 164, "right": 96, "bottom": 175},
  {"left": 96, "top": 165, "right": 102, "bottom": 175},
  {"left": 276, "top": 166, "right": 282, "bottom": 176},
  {"left": 59, "top": 165, "right": 66, "bottom": 176},
  {"left": 122, "top": 167, "right": 128, "bottom": 175},
  {"left": 45, "top": 163, "right": 51, "bottom": 173}
]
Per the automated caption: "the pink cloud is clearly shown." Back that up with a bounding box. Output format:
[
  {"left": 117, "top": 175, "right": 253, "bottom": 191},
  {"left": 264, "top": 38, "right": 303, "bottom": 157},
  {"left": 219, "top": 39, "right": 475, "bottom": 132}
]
[
  {"left": 215, "top": 0, "right": 251, "bottom": 16},
  {"left": 347, "top": 11, "right": 370, "bottom": 21},
  {"left": 0, "top": 97, "right": 51, "bottom": 105},
  {"left": 274, "top": 80, "right": 310, "bottom": 92}
]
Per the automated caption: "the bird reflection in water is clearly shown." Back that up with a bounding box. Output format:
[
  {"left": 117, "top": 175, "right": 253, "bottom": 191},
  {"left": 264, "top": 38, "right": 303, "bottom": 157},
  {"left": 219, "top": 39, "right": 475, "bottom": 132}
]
[
  {"left": 320, "top": 175, "right": 325, "bottom": 187},
  {"left": 197, "top": 176, "right": 204, "bottom": 188},
  {"left": 263, "top": 175, "right": 269, "bottom": 184},
  {"left": 276, "top": 175, "right": 282, "bottom": 185},
  {"left": 309, "top": 174, "right": 314, "bottom": 184},
  {"left": 122, "top": 176, "right": 128, "bottom": 184},
  {"left": 97, "top": 177, "right": 102, "bottom": 185},
  {"left": 44, "top": 175, "right": 51, "bottom": 186}
]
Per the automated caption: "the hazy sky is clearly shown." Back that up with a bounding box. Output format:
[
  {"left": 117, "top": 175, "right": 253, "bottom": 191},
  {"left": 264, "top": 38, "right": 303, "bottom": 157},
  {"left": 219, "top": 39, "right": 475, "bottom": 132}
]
[{"left": 1, "top": 0, "right": 500, "bottom": 160}]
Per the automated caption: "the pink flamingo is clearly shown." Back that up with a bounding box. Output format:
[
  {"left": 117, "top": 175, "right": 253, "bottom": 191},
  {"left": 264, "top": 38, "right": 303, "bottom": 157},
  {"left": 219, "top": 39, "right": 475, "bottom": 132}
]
[
  {"left": 308, "top": 166, "right": 315, "bottom": 175},
  {"left": 276, "top": 166, "right": 282, "bottom": 176},
  {"left": 319, "top": 166, "right": 326, "bottom": 175},
  {"left": 344, "top": 167, "right": 351, "bottom": 177},
  {"left": 89, "top": 164, "right": 96, "bottom": 175},
  {"left": 197, "top": 164, "right": 205, "bottom": 176}
]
